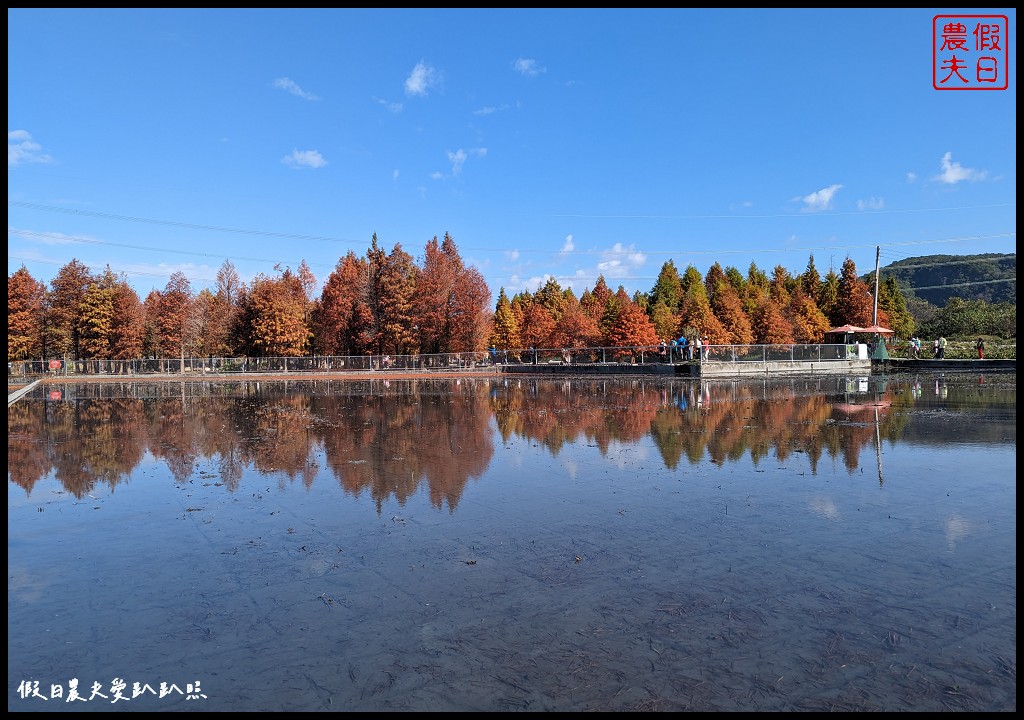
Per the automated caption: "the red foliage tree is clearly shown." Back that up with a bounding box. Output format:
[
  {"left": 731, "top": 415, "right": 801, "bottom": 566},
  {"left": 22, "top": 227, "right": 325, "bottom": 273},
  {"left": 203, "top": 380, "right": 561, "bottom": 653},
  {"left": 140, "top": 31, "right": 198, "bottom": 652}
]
[
  {"left": 414, "top": 233, "right": 491, "bottom": 353},
  {"left": 518, "top": 299, "right": 556, "bottom": 350},
  {"left": 836, "top": 257, "right": 875, "bottom": 327},
  {"left": 314, "top": 251, "right": 373, "bottom": 356},
  {"left": 212, "top": 259, "right": 243, "bottom": 355},
  {"left": 582, "top": 274, "right": 612, "bottom": 322},
  {"left": 366, "top": 235, "right": 419, "bottom": 354},
  {"left": 153, "top": 271, "right": 197, "bottom": 360}
]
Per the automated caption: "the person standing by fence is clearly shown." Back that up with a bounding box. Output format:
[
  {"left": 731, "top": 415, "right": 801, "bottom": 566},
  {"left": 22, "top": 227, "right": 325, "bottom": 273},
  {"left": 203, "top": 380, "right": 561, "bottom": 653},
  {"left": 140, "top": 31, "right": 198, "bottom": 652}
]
[
  {"left": 976, "top": 338, "right": 985, "bottom": 359},
  {"left": 938, "top": 336, "right": 947, "bottom": 359}
]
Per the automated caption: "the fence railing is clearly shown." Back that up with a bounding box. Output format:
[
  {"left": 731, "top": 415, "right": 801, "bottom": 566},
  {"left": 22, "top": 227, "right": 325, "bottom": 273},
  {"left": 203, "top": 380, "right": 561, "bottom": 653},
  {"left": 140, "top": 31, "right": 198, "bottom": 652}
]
[{"left": 8, "top": 343, "right": 873, "bottom": 379}]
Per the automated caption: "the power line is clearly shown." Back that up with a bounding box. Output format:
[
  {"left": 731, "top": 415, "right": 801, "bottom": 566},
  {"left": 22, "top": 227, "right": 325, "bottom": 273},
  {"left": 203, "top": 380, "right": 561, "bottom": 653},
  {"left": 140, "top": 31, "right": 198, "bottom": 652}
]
[
  {"left": 8, "top": 229, "right": 316, "bottom": 269},
  {"left": 545, "top": 203, "right": 1017, "bottom": 220},
  {"left": 7, "top": 255, "right": 218, "bottom": 283},
  {"left": 8, "top": 201, "right": 355, "bottom": 244},
  {"left": 907, "top": 278, "right": 1015, "bottom": 291},
  {"left": 9, "top": 200, "right": 1016, "bottom": 258}
]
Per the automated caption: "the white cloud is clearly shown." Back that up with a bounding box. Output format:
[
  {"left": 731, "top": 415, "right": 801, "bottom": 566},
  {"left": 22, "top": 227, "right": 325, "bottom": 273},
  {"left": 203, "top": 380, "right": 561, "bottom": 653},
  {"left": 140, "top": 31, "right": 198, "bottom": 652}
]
[
  {"left": 808, "top": 496, "right": 841, "bottom": 521},
  {"left": 728, "top": 200, "right": 754, "bottom": 211},
  {"left": 282, "top": 149, "right": 327, "bottom": 169},
  {"left": 448, "top": 149, "right": 468, "bottom": 175},
  {"left": 563, "top": 459, "right": 578, "bottom": 481},
  {"left": 374, "top": 97, "right": 403, "bottom": 113},
  {"left": 505, "top": 243, "right": 647, "bottom": 295},
  {"left": 392, "top": 169, "right": 400, "bottom": 181},
  {"left": 799, "top": 184, "right": 842, "bottom": 212},
  {"left": 596, "top": 243, "right": 646, "bottom": 277},
  {"left": 560, "top": 234, "right": 574, "bottom": 255},
  {"left": 8, "top": 130, "right": 53, "bottom": 166},
  {"left": 944, "top": 513, "right": 970, "bottom": 550},
  {"left": 272, "top": 77, "right": 320, "bottom": 101},
  {"left": 405, "top": 61, "right": 441, "bottom": 97},
  {"left": 430, "top": 171, "right": 445, "bottom": 180},
  {"left": 934, "top": 152, "right": 986, "bottom": 184},
  {"left": 474, "top": 106, "right": 498, "bottom": 116},
  {"left": 856, "top": 197, "right": 884, "bottom": 211},
  {"left": 523, "top": 273, "right": 555, "bottom": 292},
  {"left": 446, "top": 147, "right": 487, "bottom": 175},
  {"left": 513, "top": 58, "right": 546, "bottom": 77},
  {"left": 906, "top": 172, "right": 917, "bottom": 183}
]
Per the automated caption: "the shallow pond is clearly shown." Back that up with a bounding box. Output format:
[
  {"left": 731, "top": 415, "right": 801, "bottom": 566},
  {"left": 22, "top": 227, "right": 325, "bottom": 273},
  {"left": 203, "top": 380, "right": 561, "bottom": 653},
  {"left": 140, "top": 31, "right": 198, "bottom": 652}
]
[{"left": 7, "top": 372, "right": 1016, "bottom": 711}]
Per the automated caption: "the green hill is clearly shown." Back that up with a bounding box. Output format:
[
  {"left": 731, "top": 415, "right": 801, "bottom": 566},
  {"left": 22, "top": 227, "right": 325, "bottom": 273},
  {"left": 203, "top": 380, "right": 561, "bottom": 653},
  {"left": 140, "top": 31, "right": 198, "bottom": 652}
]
[{"left": 863, "top": 253, "right": 1016, "bottom": 307}]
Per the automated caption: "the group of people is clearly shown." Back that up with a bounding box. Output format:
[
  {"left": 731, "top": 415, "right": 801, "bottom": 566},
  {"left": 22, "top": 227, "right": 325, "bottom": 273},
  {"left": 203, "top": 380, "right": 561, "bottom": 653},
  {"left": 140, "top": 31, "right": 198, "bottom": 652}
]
[
  {"left": 907, "top": 335, "right": 986, "bottom": 359},
  {"left": 907, "top": 336, "right": 947, "bottom": 359},
  {"left": 664, "top": 334, "right": 710, "bottom": 362}
]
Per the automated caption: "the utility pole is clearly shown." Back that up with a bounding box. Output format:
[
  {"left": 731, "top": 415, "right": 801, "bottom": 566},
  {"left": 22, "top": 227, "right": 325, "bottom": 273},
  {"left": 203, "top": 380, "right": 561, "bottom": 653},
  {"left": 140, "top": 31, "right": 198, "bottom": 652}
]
[{"left": 872, "top": 245, "right": 880, "bottom": 326}]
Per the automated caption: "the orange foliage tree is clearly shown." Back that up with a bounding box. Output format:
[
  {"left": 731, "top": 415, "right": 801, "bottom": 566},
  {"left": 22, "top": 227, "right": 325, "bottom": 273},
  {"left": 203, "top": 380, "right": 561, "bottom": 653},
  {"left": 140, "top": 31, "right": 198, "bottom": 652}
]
[
  {"left": 108, "top": 274, "right": 145, "bottom": 362},
  {"left": 8, "top": 265, "right": 46, "bottom": 360},
  {"left": 605, "top": 288, "right": 659, "bottom": 357},
  {"left": 706, "top": 263, "right": 753, "bottom": 345},
  {"left": 551, "top": 291, "right": 601, "bottom": 349},
  {"left": 787, "top": 287, "right": 832, "bottom": 343},
  {"left": 751, "top": 298, "right": 795, "bottom": 344},
  {"left": 677, "top": 266, "right": 728, "bottom": 345},
  {"left": 489, "top": 288, "right": 521, "bottom": 352},
  {"left": 518, "top": 298, "right": 557, "bottom": 350},
  {"left": 243, "top": 266, "right": 312, "bottom": 357}
]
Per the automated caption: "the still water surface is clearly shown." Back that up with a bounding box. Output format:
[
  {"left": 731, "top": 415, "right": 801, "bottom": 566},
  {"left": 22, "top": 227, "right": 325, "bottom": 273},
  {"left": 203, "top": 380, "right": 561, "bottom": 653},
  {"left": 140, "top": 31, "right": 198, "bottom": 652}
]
[{"left": 8, "top": 373, "right": 1016, "bottom": 711}]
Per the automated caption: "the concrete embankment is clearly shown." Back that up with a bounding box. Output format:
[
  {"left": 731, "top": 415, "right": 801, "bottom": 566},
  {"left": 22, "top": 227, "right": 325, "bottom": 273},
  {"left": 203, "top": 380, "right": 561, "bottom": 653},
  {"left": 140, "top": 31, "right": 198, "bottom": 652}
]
[{"left": 874, "top": 358, "right": 1016, "bottom": 372}]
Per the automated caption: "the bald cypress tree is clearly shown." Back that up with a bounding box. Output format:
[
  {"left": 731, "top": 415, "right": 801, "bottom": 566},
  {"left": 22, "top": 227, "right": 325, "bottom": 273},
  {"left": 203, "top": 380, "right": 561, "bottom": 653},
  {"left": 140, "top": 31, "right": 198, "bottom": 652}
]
[
  {"left": 836, "top": 257, "right": 874, "bottom": 327},
  {"left": 490, "top": 287, "right": 521, "bottom": 351},
  {"left": 8, "top": 265, "right": 46, "bottom": 361}
]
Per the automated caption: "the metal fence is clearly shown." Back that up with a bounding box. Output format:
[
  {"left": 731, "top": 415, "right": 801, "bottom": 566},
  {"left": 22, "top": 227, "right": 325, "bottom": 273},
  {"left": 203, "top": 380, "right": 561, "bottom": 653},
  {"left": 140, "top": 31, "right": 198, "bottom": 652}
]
[{"left": 8, "top": 344, "right": 867, "bottom": 380}]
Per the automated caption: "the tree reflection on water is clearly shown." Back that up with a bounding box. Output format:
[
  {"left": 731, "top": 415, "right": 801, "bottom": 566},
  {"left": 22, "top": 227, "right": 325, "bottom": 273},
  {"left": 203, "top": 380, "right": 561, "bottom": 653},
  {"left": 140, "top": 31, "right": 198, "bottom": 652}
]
[
  {"left": 8, "top": 374, "right": 1015, "bottom": 507},
  {"left": 6, "top": 373, "right": 1016, "bottom": 712}
]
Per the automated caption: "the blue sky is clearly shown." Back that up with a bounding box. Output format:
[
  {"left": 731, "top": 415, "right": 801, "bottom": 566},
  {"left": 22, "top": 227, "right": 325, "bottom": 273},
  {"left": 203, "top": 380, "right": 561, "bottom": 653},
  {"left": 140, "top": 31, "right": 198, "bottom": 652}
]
[{"left": 8, "top": 8, "right": 1017, "bottom": 304}]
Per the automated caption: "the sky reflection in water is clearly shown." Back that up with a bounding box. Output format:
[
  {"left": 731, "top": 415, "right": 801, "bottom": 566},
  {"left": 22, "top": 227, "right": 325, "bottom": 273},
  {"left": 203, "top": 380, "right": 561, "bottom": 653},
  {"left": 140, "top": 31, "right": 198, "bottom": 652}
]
[{"left": 8, "top": 373, "right": 1016, "bottom": 711}]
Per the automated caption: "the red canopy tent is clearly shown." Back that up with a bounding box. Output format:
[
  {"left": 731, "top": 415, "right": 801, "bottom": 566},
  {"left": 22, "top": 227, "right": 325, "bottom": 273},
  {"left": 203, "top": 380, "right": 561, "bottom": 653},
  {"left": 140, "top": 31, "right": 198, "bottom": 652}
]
[{"left": 859, "top": 324, "right": 895, "bottom": 335}]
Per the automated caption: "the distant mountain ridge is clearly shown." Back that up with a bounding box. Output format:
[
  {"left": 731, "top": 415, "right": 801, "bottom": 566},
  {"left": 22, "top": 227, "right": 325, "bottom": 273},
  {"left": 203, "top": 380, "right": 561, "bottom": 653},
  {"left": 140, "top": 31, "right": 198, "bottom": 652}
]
[{"left": 864, "top": 252, "right": 1016, "bottom": 307}]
